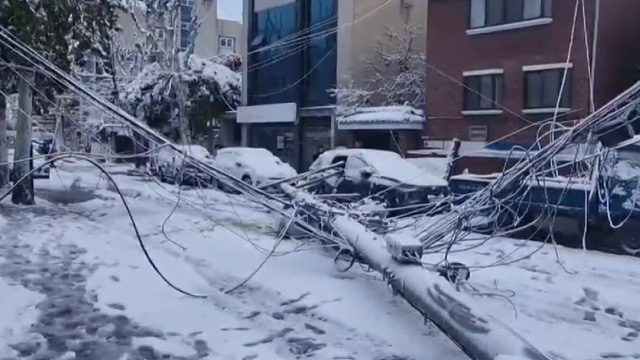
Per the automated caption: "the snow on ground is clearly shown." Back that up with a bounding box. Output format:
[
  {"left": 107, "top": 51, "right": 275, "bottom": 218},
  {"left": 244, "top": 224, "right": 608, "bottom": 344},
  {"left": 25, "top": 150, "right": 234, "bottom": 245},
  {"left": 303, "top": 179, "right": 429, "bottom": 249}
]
[
  {"left": 2, "top": 160, "right": 640, "bottom": 360},
  {"left": 403, "top": 215, "right": 640, "bottom": 360},
  {"left": 0, "top": 160, "right": 464, "bottom": 360},
  {"left": 0, "top": 277, "right": 43, "bottom": 358}
]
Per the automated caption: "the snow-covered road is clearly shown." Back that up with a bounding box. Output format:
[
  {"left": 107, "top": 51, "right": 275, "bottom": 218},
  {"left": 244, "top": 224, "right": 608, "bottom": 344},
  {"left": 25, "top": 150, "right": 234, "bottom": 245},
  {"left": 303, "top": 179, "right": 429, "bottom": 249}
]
[
  {"left": 0, "top": 162, "right": 464, "bottom": 360},
  {"left": 1, "top": 161, "right": 639, "bottom": 360}
]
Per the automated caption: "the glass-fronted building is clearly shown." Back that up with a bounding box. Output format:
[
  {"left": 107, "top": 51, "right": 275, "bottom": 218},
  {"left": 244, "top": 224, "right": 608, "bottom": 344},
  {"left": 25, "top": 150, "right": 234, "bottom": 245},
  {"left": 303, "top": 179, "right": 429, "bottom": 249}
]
[{"left": 241, "top": 0, "right": 338, "bottom": 170}]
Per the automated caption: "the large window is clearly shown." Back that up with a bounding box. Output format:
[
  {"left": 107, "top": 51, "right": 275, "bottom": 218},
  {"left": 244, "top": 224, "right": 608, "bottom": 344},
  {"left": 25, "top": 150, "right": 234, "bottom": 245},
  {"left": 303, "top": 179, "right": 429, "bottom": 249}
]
[
  {"left": 524, "top": 68, "right": 572, "bottom": 109},
  {"left": 304, "top": 0, "right": 337, "bottom": 106},
  {"left": 180, "top": 0, "right": 195, "bottom": 50},
  {"left": 249, "top": 0, "right": 302, "bottom": 105},
  {"left": 464, "top": 74, "right": 503, "bottom": 110},
  {"left": 248, "top": 0, "right": 337, "bottom": 107},
  {"left": 470, "top": 0, "right": 551, "bottom": 29}
]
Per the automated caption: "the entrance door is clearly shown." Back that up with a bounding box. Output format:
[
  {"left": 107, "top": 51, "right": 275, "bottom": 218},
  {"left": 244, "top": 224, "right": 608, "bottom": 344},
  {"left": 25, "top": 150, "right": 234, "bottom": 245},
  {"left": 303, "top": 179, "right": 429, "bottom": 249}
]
[
  {"left": 358, "top": 130, "right": 392, "bottom": 151},
  {"left": 250, "top": 124, "right": 296, "bottom": 168},
  {"left": 303, "top": 129, "right": 330, "bottom": 170}
]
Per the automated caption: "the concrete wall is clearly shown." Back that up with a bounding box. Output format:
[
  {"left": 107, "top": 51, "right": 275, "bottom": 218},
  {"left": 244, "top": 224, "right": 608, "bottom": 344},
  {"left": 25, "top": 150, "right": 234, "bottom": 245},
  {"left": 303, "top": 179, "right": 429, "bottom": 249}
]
[
  {"left": 116, "top": 0, "right": 219, "bottom": 60},
  {"left": 337, "top": 0, "right": 428, "bottom": 93},
  {"left": 217, "top": 19, "right": 243, "bottom": 55},
  {"left": 193, "top": 0, "right": 219, "bottom": 58}
]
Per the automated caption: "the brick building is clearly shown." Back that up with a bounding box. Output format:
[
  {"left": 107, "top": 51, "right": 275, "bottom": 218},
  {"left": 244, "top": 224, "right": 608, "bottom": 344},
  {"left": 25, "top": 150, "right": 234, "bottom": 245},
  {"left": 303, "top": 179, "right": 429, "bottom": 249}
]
[{"left": 425, "top": 0, "right": 640, "bottom": 148}]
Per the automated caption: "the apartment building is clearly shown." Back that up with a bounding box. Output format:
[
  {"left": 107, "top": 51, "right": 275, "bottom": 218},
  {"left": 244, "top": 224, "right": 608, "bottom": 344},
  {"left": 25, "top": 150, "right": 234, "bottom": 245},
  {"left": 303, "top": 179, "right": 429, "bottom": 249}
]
[
  {"left": 117, "top": 0, "right": 242, "bottom": 60},
  {"left": 235, "top": 0, "right": 426, "bottom": 170},
  {"left": 425, "top": 0, "right": 640, "bottom": 149}
]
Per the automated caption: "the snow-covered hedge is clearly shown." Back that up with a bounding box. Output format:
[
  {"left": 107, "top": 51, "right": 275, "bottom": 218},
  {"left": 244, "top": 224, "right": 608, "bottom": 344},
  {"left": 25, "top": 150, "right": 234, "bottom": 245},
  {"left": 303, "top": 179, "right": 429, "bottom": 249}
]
[{"left": 120, "top": 54, "right": 241, "bottom": 132}]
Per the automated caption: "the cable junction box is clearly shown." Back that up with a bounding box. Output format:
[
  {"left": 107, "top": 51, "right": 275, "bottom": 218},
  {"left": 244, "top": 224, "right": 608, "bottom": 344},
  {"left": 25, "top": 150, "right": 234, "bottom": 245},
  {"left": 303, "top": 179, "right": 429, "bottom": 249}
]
[{"left": 384, "top": 233, "right": 423, "bottom": 264}]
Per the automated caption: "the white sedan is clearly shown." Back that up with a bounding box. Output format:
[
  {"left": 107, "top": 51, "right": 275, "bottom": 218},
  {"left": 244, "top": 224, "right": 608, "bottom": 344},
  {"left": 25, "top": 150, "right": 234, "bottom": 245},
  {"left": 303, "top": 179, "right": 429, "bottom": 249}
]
[
  {"left": 152, "top": 145, "right": 217, "bottom": 186},
  {"left": 213, "top": 147, "right": 297, "bottom": 187}
]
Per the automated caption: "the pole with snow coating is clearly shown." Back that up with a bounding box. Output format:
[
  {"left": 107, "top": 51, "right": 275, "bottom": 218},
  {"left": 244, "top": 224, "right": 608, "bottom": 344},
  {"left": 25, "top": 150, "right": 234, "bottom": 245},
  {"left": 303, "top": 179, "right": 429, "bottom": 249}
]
[{"left": 329, "top": 215, "right": 552, "bottom": 360}]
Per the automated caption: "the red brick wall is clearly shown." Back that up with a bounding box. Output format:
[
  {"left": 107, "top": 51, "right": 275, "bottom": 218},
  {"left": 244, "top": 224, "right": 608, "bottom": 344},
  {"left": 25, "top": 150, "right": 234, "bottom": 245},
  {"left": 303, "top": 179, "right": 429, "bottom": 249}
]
[
  {"left": 593, "top": 0, "right": 640, "bottom": 108},
  {"left": 425, "top": 0, "right": 598, "bottom": 145}
]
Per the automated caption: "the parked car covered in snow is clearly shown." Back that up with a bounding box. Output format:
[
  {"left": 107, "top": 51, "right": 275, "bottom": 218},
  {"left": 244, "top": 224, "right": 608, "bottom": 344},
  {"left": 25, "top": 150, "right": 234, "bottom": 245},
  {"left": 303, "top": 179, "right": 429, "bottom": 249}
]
[
  {"left": 151, "top": 145, "right": 216, "bottom": 187},
  {"left": 212, "top": 147, "right": 297, "bottom": 187},
  {"left": 309, "top": 149, "right": 448, "bottom": 208}
]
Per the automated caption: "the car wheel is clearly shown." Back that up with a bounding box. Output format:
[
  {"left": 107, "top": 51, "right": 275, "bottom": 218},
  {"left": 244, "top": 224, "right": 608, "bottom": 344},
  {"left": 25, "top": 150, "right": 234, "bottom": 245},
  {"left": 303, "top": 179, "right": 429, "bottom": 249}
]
[{"left": 241, "top": 175, "right": 252, "bottom": 186}]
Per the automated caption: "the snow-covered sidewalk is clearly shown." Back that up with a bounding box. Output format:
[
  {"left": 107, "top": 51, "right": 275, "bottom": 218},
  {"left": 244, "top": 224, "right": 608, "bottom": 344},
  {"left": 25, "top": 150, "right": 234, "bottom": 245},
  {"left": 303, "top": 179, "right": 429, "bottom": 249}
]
[{"left": 1, "top": 161, "right": 640, "bottom": 360}]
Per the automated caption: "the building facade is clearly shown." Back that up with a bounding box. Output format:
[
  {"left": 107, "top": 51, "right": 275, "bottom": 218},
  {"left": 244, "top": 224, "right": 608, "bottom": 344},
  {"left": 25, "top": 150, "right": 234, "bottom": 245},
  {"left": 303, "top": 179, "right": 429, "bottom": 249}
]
[
  {"left": 236, "top": 0, "right": 427, "bottom": 170},
  {"left": 425, "top": 0, "right": 640, "bottom": 149},
  {"left": 117, "top": 0, "right": 242, "bottom": 60},
  {"left": 218, "top": 19, "right": 243, "bottom": 55}
]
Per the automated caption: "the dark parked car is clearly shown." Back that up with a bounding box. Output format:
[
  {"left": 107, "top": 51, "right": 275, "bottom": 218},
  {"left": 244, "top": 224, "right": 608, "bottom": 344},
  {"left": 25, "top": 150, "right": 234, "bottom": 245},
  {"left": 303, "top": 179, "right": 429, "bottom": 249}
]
[{"left": 308, "top": 149, "right": 448, "bottom": 208}]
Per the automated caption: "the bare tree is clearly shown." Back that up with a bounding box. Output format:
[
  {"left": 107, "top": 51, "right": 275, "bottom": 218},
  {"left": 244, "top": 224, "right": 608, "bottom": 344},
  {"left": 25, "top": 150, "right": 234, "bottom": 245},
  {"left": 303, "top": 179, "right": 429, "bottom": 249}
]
[
  {"left": 330, "top": 25, "right": 426, "bottom": 109},
  {"left": 119, "top": 0, "right": 240, "bottom": 144}
]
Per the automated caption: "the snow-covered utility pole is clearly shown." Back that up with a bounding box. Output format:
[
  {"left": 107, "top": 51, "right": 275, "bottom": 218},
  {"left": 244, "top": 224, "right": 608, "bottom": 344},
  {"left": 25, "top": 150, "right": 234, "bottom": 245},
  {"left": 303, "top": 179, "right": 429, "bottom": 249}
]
[
  {"left": 54, "top": 96, "right": 64, "bottom": 152},
  {"left": 330, "top": 216, "right": 551, "bottom": 360},
  {"left": 279, "top": 183, "right": 551, "bottom": 360},
  {"left": 445, "top": 138, "right": 461, "bottom": 181},
  {"left": 0, "top": 94, "right": 8, "bottom": 187},
  {"left": 12, "top": 68, "right": 35, "bottom": 205}
]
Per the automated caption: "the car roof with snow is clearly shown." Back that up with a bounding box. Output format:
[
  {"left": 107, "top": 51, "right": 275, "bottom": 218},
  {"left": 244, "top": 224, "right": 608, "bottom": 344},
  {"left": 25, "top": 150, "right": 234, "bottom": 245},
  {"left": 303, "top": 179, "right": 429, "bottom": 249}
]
[
  {"left": 314, "top": 148, "right": 447, "bottom": 188},
  {"left": 176, "top": 145, "right": 211, "bottom": 160},
  {"left": 217, "top": 147, "right": 274, "bottom": 156}
]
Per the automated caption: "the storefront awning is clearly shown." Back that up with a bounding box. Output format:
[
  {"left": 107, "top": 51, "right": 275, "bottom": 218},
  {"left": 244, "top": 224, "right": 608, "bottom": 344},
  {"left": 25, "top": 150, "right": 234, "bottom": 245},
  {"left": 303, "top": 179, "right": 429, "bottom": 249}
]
[{"left": 337, "top": 106, "right": 425, "bottom": 130}]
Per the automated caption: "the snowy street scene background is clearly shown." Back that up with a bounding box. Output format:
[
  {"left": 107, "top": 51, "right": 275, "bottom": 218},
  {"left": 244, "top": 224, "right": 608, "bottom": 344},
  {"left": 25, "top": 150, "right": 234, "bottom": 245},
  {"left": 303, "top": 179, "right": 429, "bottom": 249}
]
[{"left": 2, "top": 0, "right": 640, "bottom": 360}]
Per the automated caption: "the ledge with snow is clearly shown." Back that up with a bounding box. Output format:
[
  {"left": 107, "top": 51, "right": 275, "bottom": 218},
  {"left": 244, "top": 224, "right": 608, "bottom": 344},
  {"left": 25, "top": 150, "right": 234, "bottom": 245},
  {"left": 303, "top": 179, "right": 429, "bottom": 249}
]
[{"left": 337, "top": 106, "right": 425, "bottom": 130}]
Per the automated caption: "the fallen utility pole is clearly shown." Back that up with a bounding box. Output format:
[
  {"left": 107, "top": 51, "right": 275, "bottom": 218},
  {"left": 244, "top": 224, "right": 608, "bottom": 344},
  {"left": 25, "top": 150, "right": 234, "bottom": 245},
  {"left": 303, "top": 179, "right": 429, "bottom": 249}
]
[
  {"left": 281, "top": 184, "right": 552, "bottom": 360},
  {"left": 331, "top": 216, "right": 551, "bottom": 360}
]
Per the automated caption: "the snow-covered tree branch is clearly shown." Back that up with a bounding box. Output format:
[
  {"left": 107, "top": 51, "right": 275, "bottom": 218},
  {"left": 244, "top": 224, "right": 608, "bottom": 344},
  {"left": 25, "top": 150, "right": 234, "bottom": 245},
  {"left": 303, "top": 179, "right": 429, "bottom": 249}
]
[
  {"left": 330, "top": 25, "right": 426, "bottom": 110},
  {"left": 114, "top": 0, "right": 242, "bottom": 143},
  {"left": 120, "top": 54, "right": 240, "bottom": 142}
]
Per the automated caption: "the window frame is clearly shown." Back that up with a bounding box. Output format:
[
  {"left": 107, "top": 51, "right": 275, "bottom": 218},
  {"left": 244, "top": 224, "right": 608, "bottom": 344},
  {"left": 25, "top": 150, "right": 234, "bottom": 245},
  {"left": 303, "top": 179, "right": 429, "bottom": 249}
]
[
  {"left": 463, "top": 72, "right": 504, "bottom": 112},
  {"left": 219, "top": 36, "right": 235, "bottom": 49},
  {"left": 469, "top": 0, "right": 551, "bottom": 30},
  {"left": 523, "top": 67, "right": 573, "bottom": 111}
]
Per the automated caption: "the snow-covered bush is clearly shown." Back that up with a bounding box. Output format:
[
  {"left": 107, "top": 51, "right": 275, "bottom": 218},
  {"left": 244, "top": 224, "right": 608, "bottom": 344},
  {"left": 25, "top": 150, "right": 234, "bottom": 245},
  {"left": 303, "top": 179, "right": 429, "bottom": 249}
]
[{"left": 120, "top": 54, "right": 241, "bottom": 137}]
